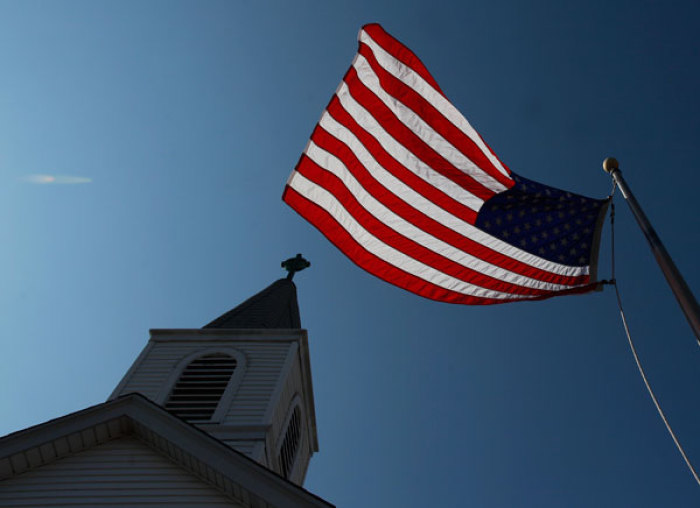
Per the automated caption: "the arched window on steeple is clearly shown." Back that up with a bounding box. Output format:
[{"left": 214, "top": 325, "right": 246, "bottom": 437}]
[
  {"left": 164, "top": 352, "right": 238, "bottom": 422},
  {"left": 278, "top": 404, "right": 302, "bottom": 479}
]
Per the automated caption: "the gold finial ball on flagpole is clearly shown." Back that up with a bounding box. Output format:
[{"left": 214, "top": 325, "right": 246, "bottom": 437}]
[{"left": 602, "top": 157, "right": 619, "bottom": 174}]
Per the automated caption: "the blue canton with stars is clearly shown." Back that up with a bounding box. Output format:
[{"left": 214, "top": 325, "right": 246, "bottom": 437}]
[{"left": 475, "top": 173, "right": 609, "bottom": 266}]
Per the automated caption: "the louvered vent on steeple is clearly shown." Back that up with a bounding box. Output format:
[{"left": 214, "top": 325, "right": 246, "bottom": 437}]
[
  {"left": 164, "top": 353, "right": 237, "bottom": 422},
  {"left": 279, "top": 406, "right": 301, "bottom": 478}
]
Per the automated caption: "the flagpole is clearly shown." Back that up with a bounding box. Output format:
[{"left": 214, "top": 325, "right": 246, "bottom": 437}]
[{"left": 603, "top": 157, "right": 700, "bottom": 346}]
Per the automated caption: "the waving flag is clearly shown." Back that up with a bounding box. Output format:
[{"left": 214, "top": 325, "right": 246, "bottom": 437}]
[{"left": 283, "top": 23, "right": 609, "bottom": 305}]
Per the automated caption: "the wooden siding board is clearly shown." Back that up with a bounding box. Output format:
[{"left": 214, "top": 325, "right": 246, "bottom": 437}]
[
  {"left": 38, "top": 443, "right": 55, "bottom": 464},
  {"left": 95, "top": 423, "right": 110, "bottom": 442},
  {"left": 81, "top": 428, "right": 96, "bottom": 448},
  {"left": 67, "top": 433, "right": 82, "bottom": 453},
  {"left": 0, "top": 459, "right": 11, "bottom": 480},
  {"left": 10, "top": 453, "right": 28, "bottom": 474},
  {"left": 117, "top": 339, "right": 293, "bottom": 426},
  {"left": 24, "top": 449, "right": 42, "bottom": 469},
  {"left": 0, "top": 437, "right": 243, "bottom": 507},
  {"left": 267, "top": 351, "right": 314, "bottom": 485},
  {"left": 221, "top": 440, "right": 258, "bottom": 457},
  {"left": 53, "top": 437, "right": 70, "bottom": 457},
  {"left": 271, "top": 359, "right": 303, "bottom": 442}
]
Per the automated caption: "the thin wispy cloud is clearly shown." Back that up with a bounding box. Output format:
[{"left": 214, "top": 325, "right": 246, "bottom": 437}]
[{"left": 20, "top": 174, "right": 92, "bottom": 184}]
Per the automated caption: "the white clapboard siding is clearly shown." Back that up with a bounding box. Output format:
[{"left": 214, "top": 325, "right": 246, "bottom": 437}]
[
  {"left": 292, "top": 430, "right": 311, "bottom": 486},
  {"left": 221, "top": 440, "right": 257, "bottom": 458},
  {"left": 271, "top": 357, "right": 311, "bottom": 485},
  {"left": 117, "top": 340, "right": 292, "bottom": 426},
  {"left": 225, "top": 344, "right": 290, "bottom": 425},
  {"left": 0, "top": 437, "right": 243, "bottom": 507},
  {"left": 271, "top": 359, "right": 304, "bottom": 445}
]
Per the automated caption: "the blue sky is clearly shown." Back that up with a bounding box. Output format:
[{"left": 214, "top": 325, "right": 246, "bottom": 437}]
[{"left": 1, "top": 1, "right": 699, "bottom": 506}]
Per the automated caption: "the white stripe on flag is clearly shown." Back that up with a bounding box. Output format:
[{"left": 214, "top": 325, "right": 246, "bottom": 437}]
[
  {"left": 303, "top": 140, "right": 574, "bottom": 292},
  {"left": 288, "top": 170, "right": 528, "bottom": 300},
  {"left": 335, "top": 81, "right": 484, "bottom": 210},
  {"left": 352, "top": 54, "right": 508, "bottom": 193},
  {"left": 358, "top": 29, "right": 510, "bottom": 179},
  {"left": 318, "top": 112, "right": 483, "bottom": 212},
  {"left": 309, "top": 111, "right": 588, "bottom": 279},
  {"left": 284, "top": 24, "right": 605, "bottom": 305}
]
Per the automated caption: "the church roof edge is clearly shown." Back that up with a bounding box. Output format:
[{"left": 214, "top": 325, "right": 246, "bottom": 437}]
[{"left": 0, "top": 393, "right": 333, "bottom": 508}]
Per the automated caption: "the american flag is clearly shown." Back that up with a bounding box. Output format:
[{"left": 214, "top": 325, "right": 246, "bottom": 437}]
[{"left": 283, "top": 24, "right": 609, "bottom": 305}]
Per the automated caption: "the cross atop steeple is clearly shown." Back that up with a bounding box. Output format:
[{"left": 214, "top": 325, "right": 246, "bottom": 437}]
[{"left": 281, "top": 253, "right": 310, "bottom": 280}]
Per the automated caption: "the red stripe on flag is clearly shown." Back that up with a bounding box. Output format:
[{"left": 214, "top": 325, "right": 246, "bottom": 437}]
[
  {"left": 284, "top": 184, "right": 600, "bottom": 303},
  {"left": 283, "top": 24, "right": 605, "bottom": 305},
  {"left": 361, "top": 24, "right": 446, "bottom": 98},
  {"left": 283, "top": 185, "right": 509, "bottom": 304},
  {"left": 357, "top": 42, "right": 513, "bottom": 189},
  {"left": 342, "top": 66, "right": 495, "bottom": 202},
  {"left": 304, "top": 128, "right": 588, "bottom": 288},
  {"left": 295, "top": 154, "right": 551, "bottom": 297},
  {"left": 325, "top": 98, "right": 479, "bottom": 224}
]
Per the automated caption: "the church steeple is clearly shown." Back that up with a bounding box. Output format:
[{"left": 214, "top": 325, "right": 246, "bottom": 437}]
[
  {"left": 203, "top": 254, "right": 309, "bottom": 329},
  {"left": 203, "top": 278, "right": 301, "bottom": 329},
  {"left": 109, "top": 259, "right": 318, "bottom": 485}
]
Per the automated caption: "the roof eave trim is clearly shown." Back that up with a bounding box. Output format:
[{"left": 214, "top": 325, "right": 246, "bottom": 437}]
[{"left": 0, "top": 394, "right": 334, "bottom": 508}]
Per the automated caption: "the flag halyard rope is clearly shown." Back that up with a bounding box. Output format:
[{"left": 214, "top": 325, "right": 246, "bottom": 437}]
[{"left": 607, "top": 196, "right": 700, "bottom": 487}]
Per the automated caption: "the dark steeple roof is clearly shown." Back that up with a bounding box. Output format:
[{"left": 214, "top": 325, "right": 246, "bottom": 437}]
[{"left": 203, "top": 279, "right": 301, "bottom": 329}]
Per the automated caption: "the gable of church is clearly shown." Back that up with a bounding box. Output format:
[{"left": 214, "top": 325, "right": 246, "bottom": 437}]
[
  {"left": 0, "top": 394, "right": 333, "bottom": 508},
  {"left": 0, "top": 436, "right": 244, "bottom": 507}
]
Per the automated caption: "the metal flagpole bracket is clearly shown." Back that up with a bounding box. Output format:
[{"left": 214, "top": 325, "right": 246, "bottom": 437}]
[{"left": 603, "top": 157, "right": 700, "bottom": 346}]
